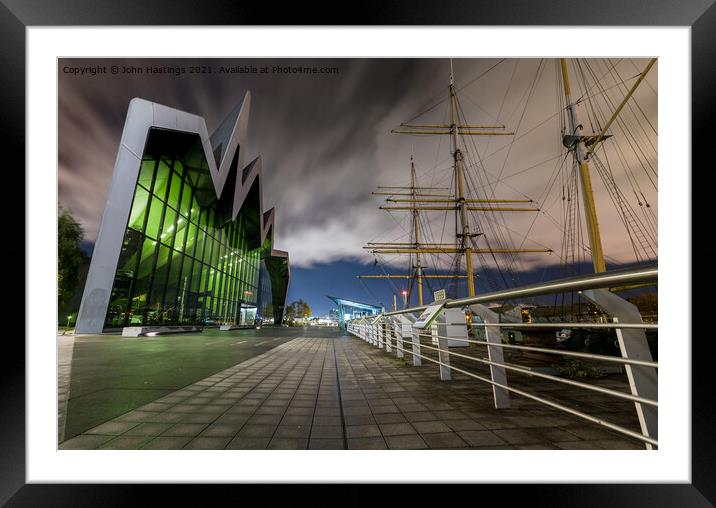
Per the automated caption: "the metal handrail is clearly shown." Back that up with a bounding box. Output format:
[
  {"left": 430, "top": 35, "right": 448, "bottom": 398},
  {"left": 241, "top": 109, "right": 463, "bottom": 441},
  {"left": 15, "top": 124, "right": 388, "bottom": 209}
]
[
  {"left": 400, "top": 338, "right": 658, "bottom": 407},
  {"left": 415, "top": 332, "right": 659, "bottom": 368},
  {"left": 374, "top": 339, "right": 658, "bottom": 446},
  {"left": 346, "top": 266, "right": 659, "bottom": 448},
  {"left": 475, "top": 322, "right": 658, "bottom": 330},
  {"left": 383, "top": 264, "right": 657, "bottom": 317}
]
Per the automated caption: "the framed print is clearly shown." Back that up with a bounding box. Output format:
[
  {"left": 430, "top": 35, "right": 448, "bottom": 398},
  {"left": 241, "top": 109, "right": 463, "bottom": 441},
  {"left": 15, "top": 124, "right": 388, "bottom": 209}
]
[{"left": 5, "top": 0, "right": 714, "bottom": 504}]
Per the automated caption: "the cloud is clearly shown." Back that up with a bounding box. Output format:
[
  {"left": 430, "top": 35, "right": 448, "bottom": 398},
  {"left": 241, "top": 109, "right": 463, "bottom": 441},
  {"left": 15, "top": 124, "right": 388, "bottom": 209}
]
[{"left": 58, "top": 57, "right": 658, "bottom": 275}]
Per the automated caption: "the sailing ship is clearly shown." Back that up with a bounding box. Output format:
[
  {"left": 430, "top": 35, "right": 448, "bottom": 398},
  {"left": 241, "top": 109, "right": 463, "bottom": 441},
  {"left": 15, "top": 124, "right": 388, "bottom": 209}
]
[{"left": 357, "top": 58, "right": 658, "bottom": 314}]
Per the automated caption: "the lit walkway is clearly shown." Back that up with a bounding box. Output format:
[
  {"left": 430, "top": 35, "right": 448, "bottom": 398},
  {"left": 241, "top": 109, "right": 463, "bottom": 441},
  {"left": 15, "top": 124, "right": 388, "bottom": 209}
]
[{"left": 60, "top": 335, "right": 644, "bottom": 450}]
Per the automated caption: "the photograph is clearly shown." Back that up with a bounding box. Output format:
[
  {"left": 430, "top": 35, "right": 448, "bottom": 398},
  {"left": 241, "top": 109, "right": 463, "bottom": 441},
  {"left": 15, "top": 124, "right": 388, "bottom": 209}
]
[{"left": 57, "top": 56, "right": 659, "bottom": 451}]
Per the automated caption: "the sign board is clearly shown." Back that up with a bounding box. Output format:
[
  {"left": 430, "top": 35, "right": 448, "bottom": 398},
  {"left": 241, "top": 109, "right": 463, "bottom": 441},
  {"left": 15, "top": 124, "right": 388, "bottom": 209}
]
[
  {"left": 433, "top": 289, "right": 446, "bottom": 302},
  {"left": 413, "top": 303, "right": 445, "bottom": 329},
  {"left": 392, "top": 313, "right": 415, "bottom": 325}
]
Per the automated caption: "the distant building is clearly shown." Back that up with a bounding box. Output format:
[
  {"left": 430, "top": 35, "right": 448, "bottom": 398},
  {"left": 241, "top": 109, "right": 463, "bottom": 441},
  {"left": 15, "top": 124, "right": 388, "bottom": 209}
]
[
  {"left": 326, "top": 296, "right": 382, "bottom": 329},
  {"left": 308, "top": 316, "right": 339, "bottom": 327}
]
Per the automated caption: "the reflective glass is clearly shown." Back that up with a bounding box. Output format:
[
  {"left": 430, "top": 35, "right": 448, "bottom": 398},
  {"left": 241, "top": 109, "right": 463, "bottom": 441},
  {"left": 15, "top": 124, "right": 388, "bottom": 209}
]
[{"left": 103, "top": 129, "right": 277, "bottom": 328}]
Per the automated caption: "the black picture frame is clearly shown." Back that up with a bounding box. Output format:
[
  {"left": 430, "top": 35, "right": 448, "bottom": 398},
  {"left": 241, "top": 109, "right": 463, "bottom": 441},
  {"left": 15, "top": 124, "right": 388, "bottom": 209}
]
[{"left": 5, "top": 0, "right": 712, "bottom": 504}]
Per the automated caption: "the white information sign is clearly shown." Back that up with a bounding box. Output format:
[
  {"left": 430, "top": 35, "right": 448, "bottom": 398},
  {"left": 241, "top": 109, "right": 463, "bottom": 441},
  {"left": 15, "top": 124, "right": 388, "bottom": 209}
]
[{"left": 413, "top": 303, "right": 445, "bottom": 329}]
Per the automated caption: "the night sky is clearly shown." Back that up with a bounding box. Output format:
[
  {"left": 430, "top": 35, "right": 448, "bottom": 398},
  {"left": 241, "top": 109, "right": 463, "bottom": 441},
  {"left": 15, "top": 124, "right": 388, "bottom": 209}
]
[{"left": 59, "top": 58, "right": 657, "bottom": 316}]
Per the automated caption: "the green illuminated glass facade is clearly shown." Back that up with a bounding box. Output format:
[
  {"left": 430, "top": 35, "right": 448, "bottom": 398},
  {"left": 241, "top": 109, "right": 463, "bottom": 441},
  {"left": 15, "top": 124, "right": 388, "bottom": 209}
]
[
  {"left": 257, "top": 259, "right": 274, "bottom": 324},
  {"left": 104, "top": 129, "right": 265, "bottom": 328}
]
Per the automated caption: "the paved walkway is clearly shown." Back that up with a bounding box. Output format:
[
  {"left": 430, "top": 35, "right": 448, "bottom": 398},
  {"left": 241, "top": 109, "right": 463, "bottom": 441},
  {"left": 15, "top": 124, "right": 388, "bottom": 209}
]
[
  {"left": 57, "top": 335, "right": 75, "bottom": 442},
  {"left": 59, "top": 335, "right": 646, "bottom": 450}
]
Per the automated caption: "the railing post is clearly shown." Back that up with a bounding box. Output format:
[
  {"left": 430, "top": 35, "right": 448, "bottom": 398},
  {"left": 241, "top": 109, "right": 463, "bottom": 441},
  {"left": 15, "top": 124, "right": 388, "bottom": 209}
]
[
  {"left": 393, "top": 319, "right": 402, "bottom": 358},
  {"left": 376, "top": 321, "right": 383, "bottom": 348},
  {"left": 470, "top": 304, "right": 511, "bottom": 409},
  {"left": 432, "top": 311, "right": 450, "bottom": 381},
  {"left": 385, "top": 321, "right": 392, "bottom": 353},
  {"left": 582, "top": 289, "right": 658, "bottom": 449},
  {"left": 394, "top": 315, "right": 412, "bottom": 360},
  {"left": 411, "top": 326, "right": 422, "bottom": 367}
]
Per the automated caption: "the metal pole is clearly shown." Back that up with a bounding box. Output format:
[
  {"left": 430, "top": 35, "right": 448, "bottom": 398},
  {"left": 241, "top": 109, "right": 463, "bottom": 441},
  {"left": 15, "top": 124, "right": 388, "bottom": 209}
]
[
  {"left": 449, "top": 63, "right": 476, "bottom": 297},
  {"left": 560, "top": 58, "right": 606, "bottom": 273},
  {"left": 384, "top": 265, "right": 657, "bottom": 317},
  {"left": 411, "top": 156, "right": 424, "bottom": 306}
]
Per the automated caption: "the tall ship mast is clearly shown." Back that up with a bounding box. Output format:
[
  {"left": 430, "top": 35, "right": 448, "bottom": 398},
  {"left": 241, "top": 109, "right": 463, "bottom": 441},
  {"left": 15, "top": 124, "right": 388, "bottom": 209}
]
[
  {"left": 358, "top": 61, "right": 551, "bottom": 307},
  {"left": 357, "top": 58, "right": 657, "bottom": 311}
]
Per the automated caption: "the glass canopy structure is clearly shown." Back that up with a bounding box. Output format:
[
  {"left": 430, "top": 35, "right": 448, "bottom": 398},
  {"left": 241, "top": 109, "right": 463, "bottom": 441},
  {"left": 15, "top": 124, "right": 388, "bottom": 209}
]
[
  {"left": 325, "top": 296, "right": 383, "bottom": 329},
  {"left": 75, "top": 93, "right": 289, "bottom": 333}
]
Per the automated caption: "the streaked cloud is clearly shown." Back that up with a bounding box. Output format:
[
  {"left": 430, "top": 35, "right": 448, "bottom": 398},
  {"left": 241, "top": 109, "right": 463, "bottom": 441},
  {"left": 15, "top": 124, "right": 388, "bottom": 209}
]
[{"left": 59, "top": 57, "right": 657, "bottom": 275}]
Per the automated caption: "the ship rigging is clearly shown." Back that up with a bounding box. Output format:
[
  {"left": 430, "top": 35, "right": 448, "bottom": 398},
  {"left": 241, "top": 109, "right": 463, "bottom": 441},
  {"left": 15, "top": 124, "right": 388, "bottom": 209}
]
[{"left": 357, "top": 58, "right": 658, "bottom": 311}]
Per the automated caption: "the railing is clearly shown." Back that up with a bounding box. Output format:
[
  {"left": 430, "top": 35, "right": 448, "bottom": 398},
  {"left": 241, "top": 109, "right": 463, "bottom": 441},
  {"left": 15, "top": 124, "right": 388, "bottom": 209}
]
[{"left": 346, "top": 265, "right": 658, "bottom": 449}]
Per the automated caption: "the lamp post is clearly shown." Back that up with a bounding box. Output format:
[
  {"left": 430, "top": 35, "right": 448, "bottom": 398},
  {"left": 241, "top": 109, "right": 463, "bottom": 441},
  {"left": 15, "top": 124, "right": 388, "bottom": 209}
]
[
  {"left": 401, "top": 290, "right": 408, "bottom": 309},
  {"left": 67, "top": 315, "right": 72, "bottom": 327}
]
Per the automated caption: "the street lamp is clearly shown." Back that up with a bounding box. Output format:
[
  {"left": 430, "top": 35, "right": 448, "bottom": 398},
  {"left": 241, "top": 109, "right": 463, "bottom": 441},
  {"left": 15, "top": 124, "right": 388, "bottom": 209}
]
[
  {"left": 67, "top": 315, "right": 72, "bottom": 327},
  {"left": 401, "top": 290, "right": 408, "bottom": 309}
]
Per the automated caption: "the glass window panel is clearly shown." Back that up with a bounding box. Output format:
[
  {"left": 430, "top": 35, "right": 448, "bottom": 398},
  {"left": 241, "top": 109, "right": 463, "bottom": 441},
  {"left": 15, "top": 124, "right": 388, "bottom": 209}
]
[
  {"left": 168, "top": 172, "right": 182, "bottom": 208},
  {"left": 180, "top": 257, "right": 193, "bottom": 294},
  {"left": 195, "top": 228, "right": 205, "bottom": 262},
  {"left": 190, "top": 259, "right": 201, "bottom": 293},
  {"left": 211, "top": 238, "right": 220, "bottom": 267},
  {"left": 174, "top": 160, "right": 184, "bottom": 178},
  {"left": 138, "top": 159, "right": 155, "bottom": 190},
  {"left": 153, "top": 159, "right": 171, "bottom": 199},
  {"left": 174, "top": 216, "right": 187, "bottom": 251},
  {"left": 145, "top": 197, "right": 164, "bottom": 240},
  {"left": 204, "top": 236, "right": 214, "bottom": 265},
  {"left": 136, "top": 238, "right": 158, "bottom": 281},
  {"left": 150, "top": 245, "right": 171, "bottom": 306},
  {"left": 207, "top": 267, "right": 215, "bottom": 292},
  {"left": 200, "top": 263, "right": 209, "bottom": 294},
  {"left": 116, "top": 228, "right": 143, "bottom": 278},
  {"left": 130, "top": 238, "right": 158, "bottom": 319},
  {"left": 104, "top": 229, "right": 144, "bottom": 328},
  {"left": 216, "top": 276, "right": 224, "bottom": 304},
  {"left": 128, "top": 186, "right": 150, "bottom": 233},
  {"left": 185, "top": 222, "right": 197, "bottom": 258},
  {"left": 165, "top": 251, "right": 182, "bottom": 310},
  {"left": 180, "top": 181, "right": 192, "bottom": 217},
  {"left": 161, "top": 207, "right": 177, "bottom": 246}
]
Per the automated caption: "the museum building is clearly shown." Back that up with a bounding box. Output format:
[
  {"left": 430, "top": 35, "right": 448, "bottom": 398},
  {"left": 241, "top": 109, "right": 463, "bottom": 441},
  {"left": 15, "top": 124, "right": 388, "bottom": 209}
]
[{"left": 75, "top": 92, "right": 289, "bottom": 334}]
